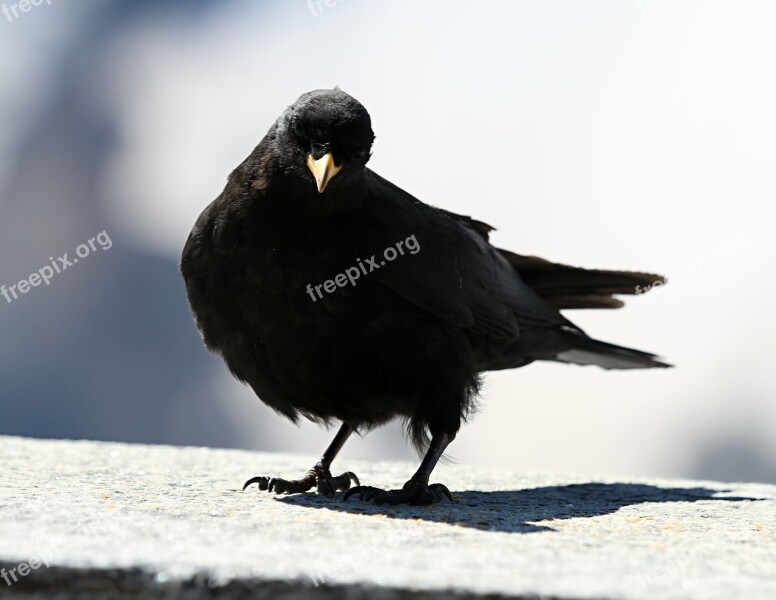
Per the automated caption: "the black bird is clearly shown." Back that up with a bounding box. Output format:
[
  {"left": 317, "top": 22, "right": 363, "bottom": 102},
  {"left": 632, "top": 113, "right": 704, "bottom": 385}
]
[{"left": 181, "top": 88, "right": 669, "bottom": 505}]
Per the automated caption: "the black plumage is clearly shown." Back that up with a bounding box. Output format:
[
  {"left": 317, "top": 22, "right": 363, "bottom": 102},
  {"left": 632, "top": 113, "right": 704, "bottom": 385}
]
[{"left": 180, "top": 88, "right": 669, "bottom": 505}]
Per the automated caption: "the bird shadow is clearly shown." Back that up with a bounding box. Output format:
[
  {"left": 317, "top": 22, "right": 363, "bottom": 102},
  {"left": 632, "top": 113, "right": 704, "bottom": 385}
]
[{"left": 276, "top": 482, "right": 761, "bottom": 533}]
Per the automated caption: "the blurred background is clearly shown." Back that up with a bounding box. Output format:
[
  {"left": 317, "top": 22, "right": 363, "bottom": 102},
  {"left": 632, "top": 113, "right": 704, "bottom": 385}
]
[{"left": 1, "top": 0, "right": 774, "bottom": 485}]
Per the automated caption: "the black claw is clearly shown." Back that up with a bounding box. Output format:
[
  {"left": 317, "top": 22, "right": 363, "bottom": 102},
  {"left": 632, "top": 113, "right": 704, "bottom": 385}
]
[
  {"left": 244, "top": 469, "right": 359, "bottom": 497},
  {"left": 343, "top": 482, "right": 452, "bottom": 505},
  {"left": 242, "top": 476, "right": 269, "bottom": 491},
  {"left": 365, "top": 491, "right": 380, "bottom": 503},
  {"left": 252, "top": 477, "right": 452, "bottom": 505},
  {"left": 343, "top": 485, "right": 371, "bottom": 502},
  {"left": 270, "top": 477, "right": 288, "bottom": 493},
  {"left": 429, "top": 483, "right": 453, "bottom": 502},
  {"left": 317, "top": 478, "right": 335, "bottom": 496},
  {"left": 326, "top": 471, "right": 359, "bottom": 493}
]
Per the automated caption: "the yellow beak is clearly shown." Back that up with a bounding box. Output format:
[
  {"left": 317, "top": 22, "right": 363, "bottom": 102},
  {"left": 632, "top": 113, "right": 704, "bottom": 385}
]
[{"left": 306, "top": 152, "right": 341, "bottom": 193}]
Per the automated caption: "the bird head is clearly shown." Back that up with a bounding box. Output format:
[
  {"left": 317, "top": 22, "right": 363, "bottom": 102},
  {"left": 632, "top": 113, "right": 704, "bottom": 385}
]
[{"left": 279, "top": 88, "right": 375, "bottom": 194}]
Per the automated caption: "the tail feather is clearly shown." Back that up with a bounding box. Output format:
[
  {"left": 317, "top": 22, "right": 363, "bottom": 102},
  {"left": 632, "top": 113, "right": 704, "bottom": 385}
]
[
  {"left": 498, "top": 250, "right": 666, "bottom": 310},
  {"left": 555, "top": 335, "right": 672, "bottom": 370}
]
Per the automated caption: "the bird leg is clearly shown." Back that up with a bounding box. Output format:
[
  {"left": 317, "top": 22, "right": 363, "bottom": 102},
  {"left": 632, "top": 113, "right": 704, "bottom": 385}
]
[
  {"left": 243, "top": 423, "right": 359, "bottom": 495},
  {"left": 344, "top": 431, "right": 454, "bottom": 505}
]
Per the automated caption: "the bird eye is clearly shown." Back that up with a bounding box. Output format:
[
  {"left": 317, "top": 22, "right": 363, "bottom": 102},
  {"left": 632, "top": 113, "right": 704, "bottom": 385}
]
[{"left": 291, "top": 118, "right": 305, "bottom": 138}]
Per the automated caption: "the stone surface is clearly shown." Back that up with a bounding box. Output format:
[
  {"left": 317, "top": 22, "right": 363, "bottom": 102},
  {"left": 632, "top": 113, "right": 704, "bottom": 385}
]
[{"left": 0, "top": 435, "right": 774, "bottom": 599}]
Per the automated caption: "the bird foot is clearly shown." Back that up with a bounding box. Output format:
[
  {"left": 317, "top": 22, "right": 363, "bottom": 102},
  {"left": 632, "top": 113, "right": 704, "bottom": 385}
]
[
  {"left": 243, "top": 467, "right": 359, "bottom": 496},
  {"left": 343, "top": 480, "right": 452, "bottom": 505}
]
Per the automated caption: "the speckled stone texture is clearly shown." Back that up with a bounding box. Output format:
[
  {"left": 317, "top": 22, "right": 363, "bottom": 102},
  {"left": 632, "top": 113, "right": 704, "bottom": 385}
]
[{"left": 0, "top": 435, "right": 774, "bottom": 599}]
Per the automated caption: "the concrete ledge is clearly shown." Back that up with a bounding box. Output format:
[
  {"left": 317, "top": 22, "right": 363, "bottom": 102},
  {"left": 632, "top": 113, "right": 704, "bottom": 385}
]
[{"left": 1, "top": 435, "right": 774, "bottom": 599}]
